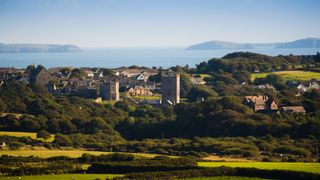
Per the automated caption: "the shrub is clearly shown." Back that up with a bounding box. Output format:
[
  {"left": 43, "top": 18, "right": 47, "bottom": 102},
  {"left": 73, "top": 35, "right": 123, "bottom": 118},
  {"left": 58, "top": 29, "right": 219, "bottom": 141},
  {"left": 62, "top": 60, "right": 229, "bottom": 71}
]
[
  {"left": 88, "top": 158, "right": 197, "bottom": 174},
  {"left": 79, "top": 153, "right": 134, "bottom": 163},
  {"left": 37, "top": 130, "right": 51, "bottom": 140},
  {"left": 8, "top": 142, "right": 23, "bottom": 150}
]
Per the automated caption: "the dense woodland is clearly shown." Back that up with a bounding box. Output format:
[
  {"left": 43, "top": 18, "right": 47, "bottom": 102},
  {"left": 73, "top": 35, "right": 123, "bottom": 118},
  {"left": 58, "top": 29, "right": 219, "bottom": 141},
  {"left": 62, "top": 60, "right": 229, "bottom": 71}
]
[
  {"left": 1, "top": 52, "right": 320, "bottom": 162},
  {"left": 196, "top": 52, "right": 320, "bottom": 73}
]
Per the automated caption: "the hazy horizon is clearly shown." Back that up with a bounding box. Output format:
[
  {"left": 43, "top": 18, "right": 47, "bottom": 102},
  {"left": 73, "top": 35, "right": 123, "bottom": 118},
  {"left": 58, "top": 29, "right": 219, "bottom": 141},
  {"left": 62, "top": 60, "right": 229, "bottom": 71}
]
[
  {"left": 1, "top": 37, "right": 320, "bottom": 49},
  {"left": 1, "top": 0, "right": 320, "bottom": 47}
]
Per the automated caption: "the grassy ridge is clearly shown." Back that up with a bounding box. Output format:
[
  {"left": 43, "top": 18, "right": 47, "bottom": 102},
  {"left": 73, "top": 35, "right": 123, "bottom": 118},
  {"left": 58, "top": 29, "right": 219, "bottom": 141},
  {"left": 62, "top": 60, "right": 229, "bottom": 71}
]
[
  {"left": 0, "top": 174, "right": 123, "bottom": 180},
  {"left": 198, "top": 162, "right": 320, "bottom": 174},
  {"left": 251, "top": 70, "right": 320, "bottom": 81},
  {"left": 0, "top": 131, "right": 54, "bottom": 142}
]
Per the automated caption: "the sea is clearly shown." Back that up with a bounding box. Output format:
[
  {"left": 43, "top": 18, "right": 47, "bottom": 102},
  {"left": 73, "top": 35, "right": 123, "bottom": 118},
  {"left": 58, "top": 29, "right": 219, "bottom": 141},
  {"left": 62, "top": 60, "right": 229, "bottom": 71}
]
[{"left": 0, "top": 47, "right": 319, "bottom": 69}]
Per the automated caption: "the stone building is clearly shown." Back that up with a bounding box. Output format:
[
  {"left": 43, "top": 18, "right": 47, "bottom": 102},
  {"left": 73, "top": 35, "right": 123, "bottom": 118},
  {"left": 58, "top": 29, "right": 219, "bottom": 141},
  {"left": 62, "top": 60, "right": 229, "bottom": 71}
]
[
  {"left": 128, "top": 86, "right": 153, "bottom": 96},
  {"left": 161, "top": 71, "right": 180, "bottom": 105},
  {"left": 29, "top": 65, "right": 53, "bottom": 86},
  {"left": 99, "top": 80, "right": 119, "bottom": 101},
  {"left": 278, "top": 106, "right": 306, "bottom": 114},
  {"left": 244, "top": 95, "right": 278, "bottom": 112}
]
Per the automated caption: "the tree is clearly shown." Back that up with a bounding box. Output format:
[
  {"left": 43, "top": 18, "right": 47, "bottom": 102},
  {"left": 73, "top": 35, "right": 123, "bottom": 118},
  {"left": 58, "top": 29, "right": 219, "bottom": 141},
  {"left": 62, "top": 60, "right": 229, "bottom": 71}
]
[
  {"left": 59, "top": 120, "right": 77, "bottom": 134},
  {"left": 180, "top": 73, "right": 192, "bottom": 98},
  {"left": 115, "top": 101, "right": 135, "bottom": 112},
  {"left": 20, "top": 116, "right": 41, "bottom": 132},
  {"left": 53, "top": 134, "right": 73, "bottom": 146},
  {"left": 102, "top": 68, "right": 114, "bottom": 76},
  {"left": 48, "top": 119, "right": 61, "bottom": 133},
  {"left": 316, "top": 52, "right": 320, "bottom": 63},
  {"left": 149, "top": 73, "right": 161, "bottom": 83},
  {"left": 70, "top": 68, "right": 84, "bottom": 78},
  {"left": 0, "top": 98, "right": 7, "bottom": 112},
  {"left": 265, "top": 74, "right": 284, "bottom": 85},
  {"left": 232, "top": 71, "right": 251, "bottom": 83},
  {"left": 37, "top": 130, "right": 51, "bottom": 140},
  {"left": 187, "top": 85, "right": 218, "bottom": 101},
  {"left": 0, "top": 114, "right": 20, "bottom": 131},
  {"left": 85, "top": 118, "right": 114, "bottom": 134}
]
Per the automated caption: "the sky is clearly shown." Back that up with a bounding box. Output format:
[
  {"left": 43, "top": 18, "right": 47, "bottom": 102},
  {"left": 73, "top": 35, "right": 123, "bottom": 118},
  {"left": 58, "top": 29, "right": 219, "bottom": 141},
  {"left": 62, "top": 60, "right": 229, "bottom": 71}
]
[{"left": 0, "top": 0, "right": 320, "bottom": 47}]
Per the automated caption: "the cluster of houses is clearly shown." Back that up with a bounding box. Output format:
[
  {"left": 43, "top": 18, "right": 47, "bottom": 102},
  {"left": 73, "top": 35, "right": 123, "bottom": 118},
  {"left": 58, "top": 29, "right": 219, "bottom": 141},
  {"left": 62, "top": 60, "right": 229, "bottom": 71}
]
[
  {"left": 1, "top": 65, "right": 317, "bottom": 112},
  {"left": 244, "top": 95, "right": 306, "bottom": 114},
  {"left": 0, "top": 65, "right": 182, "bottom": 106},
  {"left": 0, "top": 65, "right": 159, "bottom": 100},
  {"left": 289, "top": 80, "right": 320, "bottom": 96},
  {"left": 253, "top": 80, "right": 320, "bottom": 95}
]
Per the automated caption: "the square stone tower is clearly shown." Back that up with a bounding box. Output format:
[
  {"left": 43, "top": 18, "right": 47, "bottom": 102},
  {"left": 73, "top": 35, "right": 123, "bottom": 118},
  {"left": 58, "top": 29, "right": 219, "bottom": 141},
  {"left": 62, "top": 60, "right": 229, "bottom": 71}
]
[
  {"left": 161, "top": 71, "right": 180, "bottom": 105},
  {"left": 100, "top": 80, "right": 119, "bottom": 101}
]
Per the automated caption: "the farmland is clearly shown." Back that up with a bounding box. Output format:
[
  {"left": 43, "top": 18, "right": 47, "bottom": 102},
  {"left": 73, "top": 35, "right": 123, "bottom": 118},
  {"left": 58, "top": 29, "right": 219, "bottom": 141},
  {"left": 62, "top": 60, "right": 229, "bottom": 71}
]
[
  {"left": 251, "top": 70, "right": 320, "bottom": 81},
  {"left": 0, "top": 174, "right": 123, "bottom": 180},
  {"left": 0, "top": 149, "right": 172, "bottom": 158},
  {"left": 130, "top": 94, "right": 161, "bottom": 100},
  {"left": 198, "top": 162, "right": 320, "bottom": 174},
  {"left": 0, "top": 131, "right": 54, "bottom": 142},
  {"left": 187, "top": 177, "right": 268, "bottom": 180},
  {"left": 0, "top": 175, "right": 268, "bottom": 180}
]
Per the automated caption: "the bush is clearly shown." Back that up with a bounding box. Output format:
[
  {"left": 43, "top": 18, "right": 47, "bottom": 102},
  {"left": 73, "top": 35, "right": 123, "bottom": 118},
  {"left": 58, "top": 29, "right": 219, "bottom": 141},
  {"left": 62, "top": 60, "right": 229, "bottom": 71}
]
[
  {"left": 103, "top": 153, "right": 134, "bottom": 162},
  {"left": 0, "top": 163, "right": 75, "bottom": 176},
  {"left": 37, "top": 130, "right": 51, "bottom": 140},
  {"left": 8, "top": 142, "right": 23, "bottom": 150},
  {"left": 273, "top": 146, "right": 311, "bottom": 157},
  {"left": 88, "top": 158, "right": 197, "bottom": 174},
  {"left": 79, "top": 153, "right": 134, "bottom": 163}
]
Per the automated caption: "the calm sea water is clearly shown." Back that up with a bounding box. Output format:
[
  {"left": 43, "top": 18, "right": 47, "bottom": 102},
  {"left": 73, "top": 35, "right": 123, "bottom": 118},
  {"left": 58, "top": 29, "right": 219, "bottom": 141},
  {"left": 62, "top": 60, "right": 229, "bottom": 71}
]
[{"left": 0, "top": 47, "right": 319, "bottom": 68}]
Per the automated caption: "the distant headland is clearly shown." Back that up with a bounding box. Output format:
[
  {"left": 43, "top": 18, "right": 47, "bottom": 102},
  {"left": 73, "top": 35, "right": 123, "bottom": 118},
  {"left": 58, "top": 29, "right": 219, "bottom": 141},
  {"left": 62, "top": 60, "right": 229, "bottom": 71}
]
[
  {"left": 186, "top": 37, "right": 320, "bottom": 50},
  {"left": 0, "top": 43, "right": 82, "bottom": 53}
]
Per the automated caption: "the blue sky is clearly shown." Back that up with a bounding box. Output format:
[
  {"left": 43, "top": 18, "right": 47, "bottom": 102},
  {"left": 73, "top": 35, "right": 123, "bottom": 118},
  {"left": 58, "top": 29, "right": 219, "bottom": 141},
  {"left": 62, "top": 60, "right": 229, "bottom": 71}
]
[{"left": 0, "top": 0, "right": 320, "bottom": 47}]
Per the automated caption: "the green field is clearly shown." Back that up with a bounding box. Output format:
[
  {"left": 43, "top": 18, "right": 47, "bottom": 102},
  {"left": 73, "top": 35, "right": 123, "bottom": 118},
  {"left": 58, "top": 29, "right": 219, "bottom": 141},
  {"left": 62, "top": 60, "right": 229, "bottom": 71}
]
[
  {"left": 187, "top": 176, "right": 269, "bottom": 180},
  {"left": 0, "top": 174, "right": 123, "bottom": 180},
  {"left": 251, "top": 70, "right": 320, "bottom": 81},
  {"left": 0, "top": 131, "right": 54, "bottom": 142},
  {"left": 198, "top": 162, "right": 320, "bottom": 174},
  {"left": 200, "top": 74, "right": 211, "bottom": 78},
  {"left": 130, "top": 94, "right": 161, "bottom": 100},
  {"left": 0, "top": 175, "right": 266, "bottom": 180},
  {"left": 0, "top": 149, "right": 172, "bottom": 158}
]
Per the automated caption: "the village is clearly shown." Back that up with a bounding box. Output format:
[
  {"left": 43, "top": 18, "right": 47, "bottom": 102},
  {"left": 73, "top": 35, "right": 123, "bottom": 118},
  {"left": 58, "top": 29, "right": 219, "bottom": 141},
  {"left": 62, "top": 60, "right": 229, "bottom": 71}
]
[
  {"left": 0, "top": 65, "right": 180, "bottom": 106},
  {"left": 1, "top": 65, "right": 319, "bottom": 114}
]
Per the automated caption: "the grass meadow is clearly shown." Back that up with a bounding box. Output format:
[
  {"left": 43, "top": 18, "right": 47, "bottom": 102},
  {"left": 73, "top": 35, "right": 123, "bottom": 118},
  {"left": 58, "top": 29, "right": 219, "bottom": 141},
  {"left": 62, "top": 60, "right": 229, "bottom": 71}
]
[
  {"left": 1, "top": 131, "right": 319, "bottom": 179},
  {"left": 198, "top": 161, "right": 320, "bottom": 174},
  {"left": 251, "top": 70, "right": 320, "bottom": 81},
  {"left": 187, "top": 177, "right": 269, "bottom": 180},
  {"left": 0, "top": 175, "right": 268, "bottom": 180},
  {"left": 0, "top": 149, "right": 171, "bottom": 158},
  {"left": 0, "top": 174, "right": 123, "bottom": 180},
  {"left": 0, "top": 131, "right": 54, "bottom": 142}
]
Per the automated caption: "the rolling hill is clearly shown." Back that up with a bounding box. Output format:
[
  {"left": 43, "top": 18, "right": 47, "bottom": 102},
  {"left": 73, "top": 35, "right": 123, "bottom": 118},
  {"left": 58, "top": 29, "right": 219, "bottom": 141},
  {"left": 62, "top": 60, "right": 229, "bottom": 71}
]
[
  {"left": 0, "top": 43, "right": 82, "bottom": 53},
  {"left": 186, "top": 37, "right": 320, "bottom": 50}
]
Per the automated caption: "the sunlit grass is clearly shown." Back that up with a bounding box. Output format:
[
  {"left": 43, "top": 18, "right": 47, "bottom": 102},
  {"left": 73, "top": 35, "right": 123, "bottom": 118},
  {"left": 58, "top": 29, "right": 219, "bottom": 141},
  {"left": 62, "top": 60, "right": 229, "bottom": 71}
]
[
  {"left": 198, "top": 162, "right": 320, "bottom": 174},
  {"left": 0, "top": 174, "right": 123, "bottom": 180},
  {"left": 187, "top": 176, "right": 269, "bottom": 180},
  {"left": 0, "top": 131, "right": 54, "bottom": 142},
  {"left": 0, "top": 149, "right": 175, "bottom": 158},
  {"left": 251, "top": 70, "right": 320, "bottom": 81}
]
